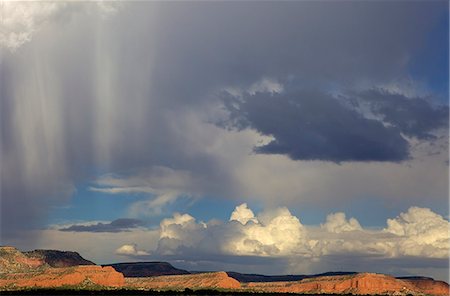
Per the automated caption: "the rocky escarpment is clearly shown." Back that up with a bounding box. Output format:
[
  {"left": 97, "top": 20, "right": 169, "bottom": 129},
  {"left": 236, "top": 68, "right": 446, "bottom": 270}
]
[
  {"left": 0, "top": 246, "right": 47, "bottom": 273},
  {"left": 24, "top": 249, "right": 95, "bottom": 268},
  {"left": 402, "top": 277, "right": 450, "bottom": 296},
  {"left": 244, "top": 273, "right": 450, "bottom": 295},
  {"left": 126, "top": 271, "right": 241, "bottom": 290},
  {"left": 104, "top": 261, "right": 189, "bottom": 277}
]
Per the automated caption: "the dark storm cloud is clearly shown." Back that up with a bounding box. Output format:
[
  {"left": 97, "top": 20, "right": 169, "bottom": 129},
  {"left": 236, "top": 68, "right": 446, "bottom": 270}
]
[
  {"left": 223, "top": 91, "right": 410, "bottom": 162},
  {"left": 355, "top": 89, "right": 449, "bottom": 140},
  {"left": 59, "top": 218, "right": 143, "bottom": 233},
  {"left": 1, "top": 1, "right": 448, "bottom": 241}
]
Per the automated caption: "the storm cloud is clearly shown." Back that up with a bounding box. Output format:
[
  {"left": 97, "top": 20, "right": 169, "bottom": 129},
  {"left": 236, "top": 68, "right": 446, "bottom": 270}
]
[
  {"left": 354, "top": 89, "right": 449, "bottom": 140},
  {"left": 223, "top": 90, "right": 414, "bottom": 162}
]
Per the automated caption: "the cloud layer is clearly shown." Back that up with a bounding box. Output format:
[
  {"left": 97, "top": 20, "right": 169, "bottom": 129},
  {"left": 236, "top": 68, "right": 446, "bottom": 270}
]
[{"left": 147, "top": 204, "right": 449, "bottom": 261}]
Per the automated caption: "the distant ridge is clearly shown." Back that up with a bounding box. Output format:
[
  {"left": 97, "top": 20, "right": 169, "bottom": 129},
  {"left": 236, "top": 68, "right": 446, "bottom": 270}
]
[
  {"left": 226, "top": 271, "right": 357, "bottom": 283},
  {"left": 103, "top": 261, "right": 190, "bottom": 277}
]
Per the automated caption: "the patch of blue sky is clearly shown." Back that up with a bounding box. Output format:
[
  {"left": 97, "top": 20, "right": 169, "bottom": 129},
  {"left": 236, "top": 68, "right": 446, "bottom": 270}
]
[
  {"left": 186, "top": 197, "right": 263, "bottom": 223},
  {"left": 46, "top": 182, "right": 144, "bottom": 226},
  {"left": 291, "top": 195, "right": 449, "bottom": 228}
]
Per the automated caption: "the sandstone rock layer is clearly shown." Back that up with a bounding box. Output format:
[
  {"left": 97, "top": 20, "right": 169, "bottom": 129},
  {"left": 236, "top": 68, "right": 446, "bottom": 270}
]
[
  {"left": 0, "top": 266, "right": 124, "bottom": 289},
  {"left": 245, "top": 273, "right": 450, "bottom": 295},
  {"left": 126, "top": 271, "right": 241, "bottom": 290}
]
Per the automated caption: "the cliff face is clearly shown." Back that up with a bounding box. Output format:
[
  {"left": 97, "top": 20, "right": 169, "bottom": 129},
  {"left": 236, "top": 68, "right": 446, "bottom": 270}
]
[
  {"left": 403, "top": 278, "right": 450, "bottom": 296},
  {"left": 104, "top": 261, "right": 189, "bottom": 277},
  {"left": 24, "top": 249, "right": 95, "bottom": 267},
  {"left": 0, "top": 266, "right": 124, "bottom": 289},
  {"left": 245, "top": 273, "right": 450, "bottom": 296},
  {"left": 126, "top": 271, "right": 241, "bottom": 290}
]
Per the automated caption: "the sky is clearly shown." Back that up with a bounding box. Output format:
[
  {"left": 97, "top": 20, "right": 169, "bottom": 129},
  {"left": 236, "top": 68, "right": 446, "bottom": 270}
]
[{"left": 1, "top": 1, "right": 449, "bottom": 281}]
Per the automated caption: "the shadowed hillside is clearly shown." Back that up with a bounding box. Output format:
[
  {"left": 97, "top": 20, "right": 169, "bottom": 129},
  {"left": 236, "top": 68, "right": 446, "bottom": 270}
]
[
  {"left": 24, "top": 249, "right": 95, "bottom": 268},
  {"left": 104, "top": 262, "right": 190, "bottom": 277}
]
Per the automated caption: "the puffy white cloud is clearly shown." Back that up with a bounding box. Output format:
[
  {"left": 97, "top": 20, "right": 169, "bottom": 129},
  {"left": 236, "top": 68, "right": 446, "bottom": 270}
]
[
  {"left": 321, "top": 212, "right": 363, "bottom": 233},
  {"left": 227, "top": 206, "right": 307, "bottom": 256},
  {"left": 229, "top": 203, "right": 258, "bottom": 225},
  {"left": 384, "top": 207, "right": 449, "bottom": 258},
  {"left": 153, "top": 204, "right": 307, "bottom": 257},
  {"left": 160, "top": 213, "right": 204, "bottom": 240},
  {"left": 156, "top": 213, "right": 207, "bottom": 256},
  {"left": 116, "top": 244, "right": 149, "bottom": 256}
]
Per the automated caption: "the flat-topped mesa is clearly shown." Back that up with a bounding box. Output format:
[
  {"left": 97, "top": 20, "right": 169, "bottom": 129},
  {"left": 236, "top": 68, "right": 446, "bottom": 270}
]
[
  {"left": 24, "top": 249, "right": 95, "bottom": 268},
  {"left": 126, "top": 271, "right": 241, "bottom": 290},
  {"left": 245, "top": 273, "right": 449, "bottom": 296},
  {"left": 104, "top": 261, "right": 189, "bottom": 277}
]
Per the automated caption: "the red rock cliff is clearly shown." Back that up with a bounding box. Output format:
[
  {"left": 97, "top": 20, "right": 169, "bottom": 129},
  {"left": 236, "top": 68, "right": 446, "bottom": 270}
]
[
  {"left": 126, "top": 271, "right": 241, "bottom": 290},
  {"left": 245, "top": 273, "right": 449, "bottom": 295},
  {"left": 0, "top": 265, "right": 124, "bottom": 289}
]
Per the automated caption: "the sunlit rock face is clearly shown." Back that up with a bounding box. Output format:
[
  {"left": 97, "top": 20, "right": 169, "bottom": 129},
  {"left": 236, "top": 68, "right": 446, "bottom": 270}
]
[{"left": 0, "top": 246, "right": 124, "bottom": 289}]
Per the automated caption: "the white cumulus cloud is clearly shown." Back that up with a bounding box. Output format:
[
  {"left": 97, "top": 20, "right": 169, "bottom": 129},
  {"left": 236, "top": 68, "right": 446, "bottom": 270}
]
[
  {"left": 149, "top": 204, "right": 449, "bottom": 262},
  {"left": 227, "top": 206, "right": 308, "bottom": 256},
  {"left": 116, "top": 243, "right": 150, "bottom": 256},
  {"left": 321, "top": 212, "right": 363, "bottom": 233},
  {"left": 229, "top": 203, "right": 258, "bottom": 225},
  {"left": 384, "top": 207, "right": 449, "bottom": 258}
]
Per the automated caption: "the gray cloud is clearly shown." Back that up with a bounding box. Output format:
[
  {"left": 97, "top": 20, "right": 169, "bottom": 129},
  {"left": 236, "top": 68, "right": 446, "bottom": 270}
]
[
  {"left": 59, "top": 218, "right": 143, "bottom": 233},
  {"left": 354, "top": 89, "right": 449, "bottom": 140},
  {"left": 223, "top": 90, "right": 411, "bottom": 162}
]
